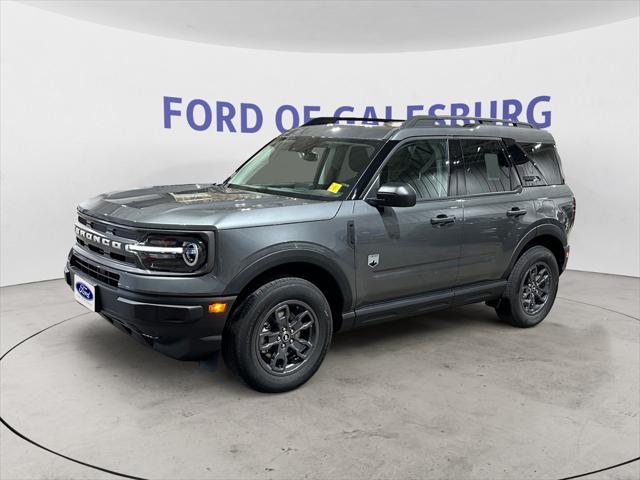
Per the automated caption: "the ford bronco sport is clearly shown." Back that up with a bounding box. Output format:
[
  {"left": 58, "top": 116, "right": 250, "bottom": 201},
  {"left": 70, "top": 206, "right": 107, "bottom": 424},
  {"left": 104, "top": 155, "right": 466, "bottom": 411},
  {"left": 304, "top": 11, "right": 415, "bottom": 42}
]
[{"left": 65, "top": 115, "right": 575, "bottom": 392}]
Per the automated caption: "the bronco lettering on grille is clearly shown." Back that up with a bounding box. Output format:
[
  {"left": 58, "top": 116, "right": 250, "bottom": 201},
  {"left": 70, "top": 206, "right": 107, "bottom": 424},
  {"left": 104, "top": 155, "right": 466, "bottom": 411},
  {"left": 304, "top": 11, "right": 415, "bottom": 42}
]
[{"left": 75, "top": 226, "right": 123, "bottom": 250}]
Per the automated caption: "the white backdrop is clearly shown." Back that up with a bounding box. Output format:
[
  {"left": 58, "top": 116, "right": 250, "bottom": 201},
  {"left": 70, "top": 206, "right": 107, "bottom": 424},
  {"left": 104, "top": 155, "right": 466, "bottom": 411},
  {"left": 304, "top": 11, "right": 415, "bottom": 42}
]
[{"left": 1, "top": 2, "right": 638, "bottom": 286}]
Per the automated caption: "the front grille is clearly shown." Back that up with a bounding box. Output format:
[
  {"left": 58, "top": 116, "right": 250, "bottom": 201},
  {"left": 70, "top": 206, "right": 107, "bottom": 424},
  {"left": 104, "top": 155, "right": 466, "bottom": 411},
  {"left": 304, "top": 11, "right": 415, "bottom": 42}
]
[
  {"left": 70, "top": 255, "right": 120, "bottom": 287},
  {"left": 76, "top": 214, "right": 138, "bottom": 266},
  {"left": 77, "top": 215, "right": 140, "bottom": 241}
]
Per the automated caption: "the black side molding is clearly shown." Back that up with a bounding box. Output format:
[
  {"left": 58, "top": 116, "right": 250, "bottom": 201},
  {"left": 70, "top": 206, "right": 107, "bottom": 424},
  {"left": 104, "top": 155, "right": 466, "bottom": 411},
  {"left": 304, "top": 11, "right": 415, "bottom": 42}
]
[
  {"left": 451, "top": 281, "right": 507, "bottom": 306},
  {"left": 354, "top": 280, "right": 507, "bottom": 328},
  {"left": 355, "top": 289, "right": 451, "bottom": 327}
]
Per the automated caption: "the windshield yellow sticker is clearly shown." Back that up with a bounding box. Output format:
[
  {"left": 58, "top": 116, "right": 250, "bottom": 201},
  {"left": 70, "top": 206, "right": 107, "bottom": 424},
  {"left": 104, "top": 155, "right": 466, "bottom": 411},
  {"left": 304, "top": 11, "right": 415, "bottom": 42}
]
[{"left": 327, "top": 182, "right": 343, "bottom": 193}]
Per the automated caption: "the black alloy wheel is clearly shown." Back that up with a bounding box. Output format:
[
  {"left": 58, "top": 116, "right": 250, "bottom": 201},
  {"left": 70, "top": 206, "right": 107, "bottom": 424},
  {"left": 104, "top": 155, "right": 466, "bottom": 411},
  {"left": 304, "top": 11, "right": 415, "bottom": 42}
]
[
  {"left": 520, "top": 262, "right": 551, "bottom": 315},
  {"left": 255, "top": 301, "right": 317, "bottom": 375},
  {"left": 223, "top": 277, "right": 332, "bottom": 392},
  {"left": 495, "top": 245, "right": 559, "bottom": 328}
]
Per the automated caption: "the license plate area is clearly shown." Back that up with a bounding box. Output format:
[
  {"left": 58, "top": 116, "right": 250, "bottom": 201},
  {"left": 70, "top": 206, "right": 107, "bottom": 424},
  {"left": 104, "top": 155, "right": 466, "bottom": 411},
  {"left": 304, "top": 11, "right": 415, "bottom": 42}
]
[{"left": 74, "top": 274, "right": 97, "bottom": 312}]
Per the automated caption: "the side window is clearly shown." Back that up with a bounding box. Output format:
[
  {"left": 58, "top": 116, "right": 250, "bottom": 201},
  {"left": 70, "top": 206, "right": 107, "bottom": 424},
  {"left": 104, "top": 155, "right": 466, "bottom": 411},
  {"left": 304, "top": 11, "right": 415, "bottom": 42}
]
[
  {"left": 460, "top": 139, "right": 514, "bottom": 194},
  {"left": 518, "top": 143, "right": 564, "bottom": 185},
  {"left": 380, "top": 139, "right": 449, "bottom": 200},
  {"left": 505, "top": 141, "right": 546, "bottom": 186}
]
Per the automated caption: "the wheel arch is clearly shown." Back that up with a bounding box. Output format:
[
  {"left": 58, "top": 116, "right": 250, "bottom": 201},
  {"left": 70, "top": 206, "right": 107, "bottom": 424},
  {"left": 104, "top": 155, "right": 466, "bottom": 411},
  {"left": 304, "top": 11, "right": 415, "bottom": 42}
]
[
  {"left": 503, "top": 222, "right": 568, "bottom": 278},
  {"left": 224, "top": 247, "right": 354, "bottom": 332}
]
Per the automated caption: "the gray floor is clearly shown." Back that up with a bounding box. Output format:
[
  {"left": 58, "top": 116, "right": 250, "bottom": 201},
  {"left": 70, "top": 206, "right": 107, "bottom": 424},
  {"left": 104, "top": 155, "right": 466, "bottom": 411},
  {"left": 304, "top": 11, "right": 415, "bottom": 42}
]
[{"left": 1, "top": 270, "right": 638, "bottom": 480}]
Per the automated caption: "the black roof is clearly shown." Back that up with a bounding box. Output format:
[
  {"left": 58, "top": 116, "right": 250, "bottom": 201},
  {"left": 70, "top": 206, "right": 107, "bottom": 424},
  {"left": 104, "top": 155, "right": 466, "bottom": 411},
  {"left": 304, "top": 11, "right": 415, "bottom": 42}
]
[{"left": 287, "top": 116, "right": 555, "bottom": 144}]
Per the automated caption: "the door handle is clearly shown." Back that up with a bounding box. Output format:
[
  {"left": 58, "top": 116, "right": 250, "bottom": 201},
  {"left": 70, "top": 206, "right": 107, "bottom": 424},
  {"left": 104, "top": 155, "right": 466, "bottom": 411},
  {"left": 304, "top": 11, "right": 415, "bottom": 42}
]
[
  {"left": 506, "top": 207, "right": 527, "bottom": 217},
  {"left": 431, "top": 214, "right": 456, "bottom": 225}
]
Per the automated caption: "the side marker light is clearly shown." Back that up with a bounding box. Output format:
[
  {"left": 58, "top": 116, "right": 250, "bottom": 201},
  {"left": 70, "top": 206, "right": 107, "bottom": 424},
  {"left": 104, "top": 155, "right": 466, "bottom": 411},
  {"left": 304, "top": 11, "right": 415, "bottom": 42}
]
[{"left": 208, "top": 303, "right": 227, "bottom": 314}]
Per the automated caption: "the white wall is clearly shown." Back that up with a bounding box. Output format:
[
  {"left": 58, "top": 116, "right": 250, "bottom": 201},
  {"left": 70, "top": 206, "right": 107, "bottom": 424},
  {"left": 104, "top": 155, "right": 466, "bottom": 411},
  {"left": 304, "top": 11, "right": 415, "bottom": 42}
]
[{"left": 1, "top": 2, "right": 638, "bottom": 286}]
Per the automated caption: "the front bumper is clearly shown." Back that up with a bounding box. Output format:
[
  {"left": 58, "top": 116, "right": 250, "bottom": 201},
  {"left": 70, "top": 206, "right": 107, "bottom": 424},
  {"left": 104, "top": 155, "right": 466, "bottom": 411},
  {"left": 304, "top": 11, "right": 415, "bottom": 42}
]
[{"left": 65, "top": 252, "right": 235, "bottom": 361}]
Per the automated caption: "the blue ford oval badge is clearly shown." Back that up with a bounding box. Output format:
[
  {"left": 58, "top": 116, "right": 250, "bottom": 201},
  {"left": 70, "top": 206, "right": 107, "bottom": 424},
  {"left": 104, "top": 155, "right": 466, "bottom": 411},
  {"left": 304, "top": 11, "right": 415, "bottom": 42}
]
[{"left": 75, "top": 282, "right": 94, "bottom": 301}]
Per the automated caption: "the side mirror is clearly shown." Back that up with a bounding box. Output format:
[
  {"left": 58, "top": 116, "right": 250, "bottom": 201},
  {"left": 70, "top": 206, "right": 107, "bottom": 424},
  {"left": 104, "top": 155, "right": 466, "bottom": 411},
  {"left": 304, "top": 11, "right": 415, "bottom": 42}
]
[{"left": 367, "top": 182, "right": 416, "bottom": 208}]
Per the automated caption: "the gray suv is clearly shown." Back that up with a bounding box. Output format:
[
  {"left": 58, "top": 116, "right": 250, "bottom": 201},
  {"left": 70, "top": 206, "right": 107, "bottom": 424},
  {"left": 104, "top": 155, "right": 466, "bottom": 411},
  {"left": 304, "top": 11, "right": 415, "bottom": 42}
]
[{"left": 65, "top": 115, "right": 575, "bottom": 392}]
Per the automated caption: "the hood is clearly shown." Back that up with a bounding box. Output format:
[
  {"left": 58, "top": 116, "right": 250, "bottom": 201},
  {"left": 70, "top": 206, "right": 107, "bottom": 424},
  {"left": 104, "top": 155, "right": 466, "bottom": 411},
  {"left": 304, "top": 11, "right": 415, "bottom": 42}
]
[{"left": 78, "top": 184, "right": 341, "bottom": 230}]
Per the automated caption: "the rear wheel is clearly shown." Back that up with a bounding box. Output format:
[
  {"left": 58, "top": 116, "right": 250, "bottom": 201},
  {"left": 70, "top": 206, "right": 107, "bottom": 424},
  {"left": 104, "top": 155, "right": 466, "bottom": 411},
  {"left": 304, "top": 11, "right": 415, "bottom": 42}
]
[
  {"left": 495, "top": 246, "right": 559, "bottom": 328},
  {"left": 222, "top": 277, "right": 332, "bottom": 392}
]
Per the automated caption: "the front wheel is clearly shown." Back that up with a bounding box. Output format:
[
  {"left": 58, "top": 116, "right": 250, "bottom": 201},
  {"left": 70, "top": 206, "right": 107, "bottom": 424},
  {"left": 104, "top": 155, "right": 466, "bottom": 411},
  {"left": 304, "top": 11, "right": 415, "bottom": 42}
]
[
  {"left": 495, "top": 246, "right": 559, "bottom": 328},
  {"left": 223, "top": 277, "right": 332, "bottom": 393}
]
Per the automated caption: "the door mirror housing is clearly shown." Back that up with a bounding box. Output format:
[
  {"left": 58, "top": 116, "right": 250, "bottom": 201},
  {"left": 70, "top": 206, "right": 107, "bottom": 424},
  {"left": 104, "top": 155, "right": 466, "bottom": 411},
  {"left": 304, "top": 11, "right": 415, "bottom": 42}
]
[{"left": 367, "top": 182, "right": 417, "bottom": 208}]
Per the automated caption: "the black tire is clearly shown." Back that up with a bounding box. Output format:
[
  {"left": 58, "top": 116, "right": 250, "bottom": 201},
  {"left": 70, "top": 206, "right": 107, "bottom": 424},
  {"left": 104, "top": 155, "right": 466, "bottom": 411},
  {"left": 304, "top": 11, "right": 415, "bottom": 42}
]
[
  {"left": 495, "top": 245, "right": 559, "bottom": 328},
  {"left": 222, "top": 277, "right": 332, "bottom": 393}
]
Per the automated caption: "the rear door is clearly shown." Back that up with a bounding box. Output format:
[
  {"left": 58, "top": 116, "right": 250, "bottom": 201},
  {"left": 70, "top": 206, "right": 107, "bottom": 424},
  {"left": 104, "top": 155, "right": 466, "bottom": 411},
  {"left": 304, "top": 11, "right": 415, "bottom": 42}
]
[
  {"left": 353, "top": 137, "right": 464, "bottom": 307},
  {"left": 455, "top": 138, "right": 535, "bottom": 284}
]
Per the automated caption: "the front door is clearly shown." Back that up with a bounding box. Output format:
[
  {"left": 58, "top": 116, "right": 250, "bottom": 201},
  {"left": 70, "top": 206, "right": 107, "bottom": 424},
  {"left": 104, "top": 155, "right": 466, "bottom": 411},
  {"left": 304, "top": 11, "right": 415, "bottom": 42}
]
[{"left": 354, "top": 138, "right": 463, "bottom": 308}]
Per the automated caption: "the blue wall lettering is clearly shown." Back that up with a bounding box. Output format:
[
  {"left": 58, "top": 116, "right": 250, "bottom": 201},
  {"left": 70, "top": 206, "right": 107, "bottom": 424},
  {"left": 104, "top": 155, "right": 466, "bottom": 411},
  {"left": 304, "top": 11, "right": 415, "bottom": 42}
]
[
  {"left": 163, "top": 95, "right": 553, "bottom": 133},
  {"left": 163, "top": 96, "right": 182, "bottom": 128},
  {"left": 240, "top": 103, "right": 263, "bottom": 133},
  {"left": 362, "top": 106, "right": 379, "bottom": 124},
  {"left": 275, "top": 105, "right": 299, "bottom": 132},
  {"left": 303, "top": 105, "right": 321, "bottom": 124},
  {"left": 527, "top": 95, "right": 552, "bottom": 128},
  {"left": 450, "top": 103, "right": 470, "bottom": 124},
  {"left": 186, "top": 99, "right": 212, "bottom": 131},
  {"left": 216, "top": 101, "right": 236, "bottom": 133},
  {"left": 502, "top": 99, "right": 523, "bottom": 123},
  {"left": 406, "top": 105, "right": 424, "bottom": 118},
  {"left": 333, "top": 106, "right": 355, "bottom": 124}
]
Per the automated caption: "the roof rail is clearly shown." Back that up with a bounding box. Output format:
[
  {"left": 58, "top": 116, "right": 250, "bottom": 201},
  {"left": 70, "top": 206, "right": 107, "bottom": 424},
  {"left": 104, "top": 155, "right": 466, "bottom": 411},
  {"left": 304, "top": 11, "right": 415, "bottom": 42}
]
[
  {"left": 301, "top": 115, "right": 534, "bottom": 129},
  {"left": 301, "top": 116, "right": 405, "bottom": 127},
  {"left": 402, "top": 115, "right": 534, "bottom": 129}
]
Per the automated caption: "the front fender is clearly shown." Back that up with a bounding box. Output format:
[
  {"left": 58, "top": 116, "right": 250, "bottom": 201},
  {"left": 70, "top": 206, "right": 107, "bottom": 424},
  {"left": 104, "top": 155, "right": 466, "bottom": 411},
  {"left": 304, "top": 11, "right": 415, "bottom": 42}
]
[{"left": 223, "top": 242, "right": 355, "bottom": 313}]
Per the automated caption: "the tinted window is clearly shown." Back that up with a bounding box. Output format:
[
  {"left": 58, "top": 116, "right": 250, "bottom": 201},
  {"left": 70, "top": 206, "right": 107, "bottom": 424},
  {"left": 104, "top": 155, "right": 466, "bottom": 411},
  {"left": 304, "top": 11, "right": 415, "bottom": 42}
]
[
  {"left": 517, "top": 143, "right": 563, "bottom": 185},
  {"left": 228, "top": 136, "right": 382, "bottom": 200},
  {"left": 332, "top": 144, "right": 376, "bottom": 184},
  {"left": 380, "top": 139, "right": 449, "bottom": 200},
  {"left": 460, "top": 139, "right": 513, "bottom": 194}
]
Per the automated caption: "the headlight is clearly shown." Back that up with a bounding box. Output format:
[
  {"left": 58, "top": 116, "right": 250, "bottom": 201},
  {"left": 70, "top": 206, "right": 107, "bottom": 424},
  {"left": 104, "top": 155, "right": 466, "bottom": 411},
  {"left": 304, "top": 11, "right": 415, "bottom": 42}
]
[
  {"left": 126, "top": 235, "right": 206, "bottom": 272},
  {"left": 182, "top": 242, "right": 201, "bottom": 267}
]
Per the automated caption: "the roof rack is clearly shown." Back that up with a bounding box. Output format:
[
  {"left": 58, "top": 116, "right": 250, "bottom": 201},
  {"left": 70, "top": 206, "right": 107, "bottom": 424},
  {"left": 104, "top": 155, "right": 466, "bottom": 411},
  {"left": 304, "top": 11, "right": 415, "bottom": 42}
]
[
  {"left": 301, "top": 115, "right": 534, "bottom": 129},
  {"left": 401, "top": 115, "right": 533, "bottom": 129},
  {"left": 301, "top": 116, "right": 404, "bottom": 127}
]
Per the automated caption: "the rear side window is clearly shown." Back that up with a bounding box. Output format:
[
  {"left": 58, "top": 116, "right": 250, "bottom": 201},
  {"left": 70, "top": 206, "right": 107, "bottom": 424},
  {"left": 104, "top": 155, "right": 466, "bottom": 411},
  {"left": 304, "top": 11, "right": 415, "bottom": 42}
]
[
  {"left": 515, "top": 143, "right": 564, "bottom": 186},
  {"left": 460, "top": 139, "right": 515, "bottom": 194}
]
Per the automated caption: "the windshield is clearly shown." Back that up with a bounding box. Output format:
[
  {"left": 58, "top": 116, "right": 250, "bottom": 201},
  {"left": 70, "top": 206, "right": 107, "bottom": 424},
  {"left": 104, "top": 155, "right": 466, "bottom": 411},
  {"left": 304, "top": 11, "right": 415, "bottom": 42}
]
[{"left": 227, "top": 136, "right": 383, "bottom": 200}]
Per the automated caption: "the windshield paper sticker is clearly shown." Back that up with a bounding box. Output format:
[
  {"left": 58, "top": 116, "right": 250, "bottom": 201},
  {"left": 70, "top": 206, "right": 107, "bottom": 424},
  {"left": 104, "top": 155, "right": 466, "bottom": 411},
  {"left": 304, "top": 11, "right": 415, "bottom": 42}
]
[{"left": 327, "top": 183, "right": 343, "bottom": 193}]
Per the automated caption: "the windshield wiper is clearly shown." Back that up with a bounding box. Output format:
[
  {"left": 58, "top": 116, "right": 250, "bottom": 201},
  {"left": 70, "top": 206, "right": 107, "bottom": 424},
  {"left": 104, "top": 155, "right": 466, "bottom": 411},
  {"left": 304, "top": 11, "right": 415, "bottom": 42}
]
[{"left": 227, "top": 183, "right": 273, "bottom": 195}]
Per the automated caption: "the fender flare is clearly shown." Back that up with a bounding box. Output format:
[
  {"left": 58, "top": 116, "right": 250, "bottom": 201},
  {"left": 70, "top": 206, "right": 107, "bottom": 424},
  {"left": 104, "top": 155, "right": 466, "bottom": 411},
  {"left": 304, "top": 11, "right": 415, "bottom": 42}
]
[
  {"left": 502, "top": 220, "right": 568, "bottom": 278},
  {"left": 223, "top": 243, "right": 355, "bottom": 312}
]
